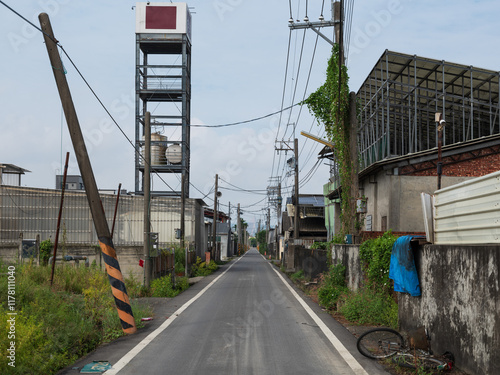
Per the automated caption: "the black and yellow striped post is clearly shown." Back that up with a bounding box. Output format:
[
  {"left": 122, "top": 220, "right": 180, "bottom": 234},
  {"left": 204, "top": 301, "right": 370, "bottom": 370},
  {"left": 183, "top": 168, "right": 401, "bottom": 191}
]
[
  {"left": 99, "top": 237, "right": 136, "bottom": 333},
  {"left": 39, "top": 13, "right": 137, "bottom": 334}
]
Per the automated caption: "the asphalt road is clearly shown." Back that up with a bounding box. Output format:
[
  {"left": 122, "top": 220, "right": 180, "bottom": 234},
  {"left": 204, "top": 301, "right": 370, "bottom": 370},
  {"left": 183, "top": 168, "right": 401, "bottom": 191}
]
[{"left": 59, "top": 248, "right": 390, "bottom": 375}]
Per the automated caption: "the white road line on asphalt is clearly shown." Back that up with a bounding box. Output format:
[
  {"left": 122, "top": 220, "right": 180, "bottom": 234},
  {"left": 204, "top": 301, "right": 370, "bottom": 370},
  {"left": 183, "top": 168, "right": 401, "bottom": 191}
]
[
  {"left": 104, "top": 254, "right": 245, "bottom": 375},
  {"left": 265, "top": 255, "right": 370, "bottom": 375}
]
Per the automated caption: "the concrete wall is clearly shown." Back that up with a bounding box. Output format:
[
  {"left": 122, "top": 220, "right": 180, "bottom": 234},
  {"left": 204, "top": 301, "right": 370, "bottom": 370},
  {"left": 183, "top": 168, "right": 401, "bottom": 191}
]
[
  {"left": 284, "top": 245, "right": 329, "bottom": 280},
  {"left": 398, "top": 244, "right": 500, "bottom": 375},
  {"left": 330, "top": 242, "right": 499, "bottom": 375},
  {"left": 359, "top": 170, "right": 470, "bottom": 233},
  {"left": 330, "top": 244, "right": 364, "bottom": 291}
]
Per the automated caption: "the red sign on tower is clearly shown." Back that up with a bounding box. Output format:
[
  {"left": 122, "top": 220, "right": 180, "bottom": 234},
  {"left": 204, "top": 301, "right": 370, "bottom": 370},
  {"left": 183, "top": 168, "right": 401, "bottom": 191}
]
[{"left": 145, "top": 6, "right": 177, "bottom": 30}]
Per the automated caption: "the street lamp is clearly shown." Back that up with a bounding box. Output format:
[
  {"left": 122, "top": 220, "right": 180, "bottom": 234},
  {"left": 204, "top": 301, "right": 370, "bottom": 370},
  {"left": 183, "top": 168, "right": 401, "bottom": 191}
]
[{"left": 435, "top": 112, "right": 446, "bottom": 190}]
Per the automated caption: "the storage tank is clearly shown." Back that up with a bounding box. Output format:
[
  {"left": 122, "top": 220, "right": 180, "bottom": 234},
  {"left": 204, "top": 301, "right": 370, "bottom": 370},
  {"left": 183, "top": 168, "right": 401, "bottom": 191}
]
[
  {"left": 140, "top": 133, "right": 167, "bottom": 166},
  {"left": 166, "top": 143, "right": 182, "bottom": 164}
]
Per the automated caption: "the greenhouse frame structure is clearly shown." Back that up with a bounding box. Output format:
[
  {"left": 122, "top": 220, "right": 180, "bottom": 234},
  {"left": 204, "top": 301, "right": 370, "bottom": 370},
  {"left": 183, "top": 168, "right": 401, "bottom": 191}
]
[{"left": 357, "top": 50, "right": 500, "bottom": 171}]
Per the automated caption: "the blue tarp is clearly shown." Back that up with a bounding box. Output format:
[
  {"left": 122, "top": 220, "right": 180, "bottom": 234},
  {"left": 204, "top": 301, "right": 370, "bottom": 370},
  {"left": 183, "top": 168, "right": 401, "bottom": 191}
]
[{"left": 389, "top": 235, "right": 421, "bottom": 296}]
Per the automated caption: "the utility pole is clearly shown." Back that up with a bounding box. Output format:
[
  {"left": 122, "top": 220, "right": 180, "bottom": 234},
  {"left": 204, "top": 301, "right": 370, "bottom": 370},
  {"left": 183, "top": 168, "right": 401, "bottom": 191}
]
[
  {"left": 180, "top": 173, "right": 185, "bottom": 249},
  {"left": 228, "top": 201, "right": 231, "bottom": 256},
  {"left": 276, "top": 181, "right": 282, "bottom": 258},
  {"left": 274, "top": 140, "right": 300, "bottom": 240},
  {"left": 266, "top": 207, "right": 271, "bottom": 246},
  {"left": 294, "top": 138, "right": 300, "bottom": 240},
  {"left": 39, "top": 12, "right": 136, "bottom": 334},
  {"left": 181, "top": 173, "right": 187, "bottom": 276},
  {"left": 237, "top": 203, "right": 241, "bottom": 254},
  {"left": 349, "top": 92, "right": 359, "bottom": 237},
  {"left": 212, "top": 174, "right": 218, "bottom": 261},
  {"left": 144, "top": 112, "right": 152, "bottom": 287}
]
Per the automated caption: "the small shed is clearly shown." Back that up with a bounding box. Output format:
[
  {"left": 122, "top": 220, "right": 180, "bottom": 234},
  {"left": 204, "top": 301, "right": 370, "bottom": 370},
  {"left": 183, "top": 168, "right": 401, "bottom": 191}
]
[{"left": 0, "top": 164, "right": 30, "bottom": 186}]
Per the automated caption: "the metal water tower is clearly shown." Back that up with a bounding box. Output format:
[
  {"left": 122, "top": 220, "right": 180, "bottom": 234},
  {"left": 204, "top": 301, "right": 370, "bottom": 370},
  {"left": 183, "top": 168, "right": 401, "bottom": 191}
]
[{"left": 135, "top": 2, "right": 191, "bottom": 197}]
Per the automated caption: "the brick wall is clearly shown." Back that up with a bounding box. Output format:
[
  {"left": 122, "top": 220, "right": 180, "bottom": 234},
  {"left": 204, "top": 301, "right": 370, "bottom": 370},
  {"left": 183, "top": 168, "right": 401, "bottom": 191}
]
[
  {"left": 360, "top": 231, "right": 426, "bottom": 242},
  {"left": 400, "top": 145, "right": 500, "bottom": 177}
]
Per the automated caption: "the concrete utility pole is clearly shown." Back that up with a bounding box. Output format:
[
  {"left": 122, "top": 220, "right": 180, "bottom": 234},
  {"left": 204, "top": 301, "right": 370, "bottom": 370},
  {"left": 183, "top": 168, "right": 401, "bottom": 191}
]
[
  {"left": 212, "top": 174, "right": 218, "bottom": 260},
  {"left": 266, "top": 207, "right": 271, "bottom": 246},
  {"left": 144, "top": 112, "right": 152, "bottom": 288},
  {"left": 39, "top": 13, "right": 136, "bottom": 334},
  {"left": 276, "top": 181, "right": 282, "bottom": 257},
  {"left": 180, "top": 174, "right": 185, "bottom": 249},
  {"left": 294, "top": 138, "right": 300, "bottom": 240},
  {"left": 349, "top": 92, "right": 359, "bottom": 237},
  {"left": 181, "top": 173, "right": 187, "bottom": 276},
  {"left": 228, "top": 201, "right": 231, "bottom": 256},
  {"left": 237, "top": 203, "right": 241, "bottom": 252}
]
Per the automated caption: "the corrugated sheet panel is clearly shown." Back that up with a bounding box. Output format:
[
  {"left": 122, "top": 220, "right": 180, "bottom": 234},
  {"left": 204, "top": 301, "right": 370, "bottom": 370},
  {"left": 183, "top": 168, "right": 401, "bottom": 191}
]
[{"left": 434, "top": 170, "right": 500, "bottom": 244}]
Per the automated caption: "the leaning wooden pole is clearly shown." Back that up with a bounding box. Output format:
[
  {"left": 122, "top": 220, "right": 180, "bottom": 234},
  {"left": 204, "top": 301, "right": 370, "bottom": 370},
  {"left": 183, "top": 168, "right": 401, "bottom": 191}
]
[{"left": 39, "top": 13, "right": 136, "bottom": 334}]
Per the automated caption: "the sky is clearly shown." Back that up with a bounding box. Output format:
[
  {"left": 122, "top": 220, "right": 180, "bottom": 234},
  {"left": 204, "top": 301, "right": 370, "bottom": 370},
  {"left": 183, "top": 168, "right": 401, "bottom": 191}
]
[{"left": 1, "top": 0, "right": 500, "bottom": 234}]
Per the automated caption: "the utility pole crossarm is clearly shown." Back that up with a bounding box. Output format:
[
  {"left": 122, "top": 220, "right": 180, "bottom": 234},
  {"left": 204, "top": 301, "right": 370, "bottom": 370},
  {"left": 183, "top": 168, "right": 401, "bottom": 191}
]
[
  {"left": 309, "top": 27, "right": 335, "bottom": 47},
  {"left": 288, "top": 20, "right": 338, "bottom": 30}
]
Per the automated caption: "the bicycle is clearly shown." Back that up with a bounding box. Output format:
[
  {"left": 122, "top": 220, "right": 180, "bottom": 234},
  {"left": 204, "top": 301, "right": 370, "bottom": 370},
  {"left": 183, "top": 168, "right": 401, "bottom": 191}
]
[{"left": 356, "top": 327, "right": 453, "bottom": 371}]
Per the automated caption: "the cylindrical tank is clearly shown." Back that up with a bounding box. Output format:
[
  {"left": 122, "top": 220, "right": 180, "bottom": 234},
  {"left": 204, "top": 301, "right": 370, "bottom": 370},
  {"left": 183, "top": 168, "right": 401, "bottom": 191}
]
[
  {"left": 166, "top": 143, "right": 182, "bottom": 164},
  {"left": 140, "top": 133, "right": 167, "bottom": 166}
]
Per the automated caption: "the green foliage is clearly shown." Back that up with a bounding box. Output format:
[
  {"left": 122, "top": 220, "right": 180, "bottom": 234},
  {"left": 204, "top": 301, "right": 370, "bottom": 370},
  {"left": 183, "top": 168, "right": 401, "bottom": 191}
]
[
  {"left": 318, "top": 263, "right": 349, "bottom": 310},
  {"left": 39, "top": 239, "right": 52, "bottom": 265},
  {"left": 311, "top": 241, "right": 328, "bottom": 250},
  {"left": 175, "top": 276, "right": 190, "bottom": 292},
  {"left": 339, "top": 288, "right": 398, "bottom": 328},
  {"left": 150, "top": 275, "right": 188, "bottom": 298},
  {"left": 290, "top": 269, "right": 305, "bottom": 282},
  {"left": 0, "top": 263, "right": 151, "bottom": 375},
  {"left": 125, "top": 272, "right": 151, "bottom": 298},
  {"left": 303, "top": 43, "right": 354, "bottom": 237},
  {"left": 255, "top": 230, "right": 268, "bottom": 254},
  {"left": 331, "top": 234, "right": 345, "bottom": 244},
  {"left": 359, "top": 231, "right": 397, "bottom": 291},
  {"left": 190, "top": 257, "right": 218, "bottom": 277}
]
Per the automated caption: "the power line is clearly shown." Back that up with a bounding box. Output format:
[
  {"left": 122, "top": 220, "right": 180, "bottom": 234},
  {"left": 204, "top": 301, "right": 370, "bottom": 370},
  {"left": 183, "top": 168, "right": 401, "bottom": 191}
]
[{"left": 190, "top": 103, "right": 300, "bottom": 128}]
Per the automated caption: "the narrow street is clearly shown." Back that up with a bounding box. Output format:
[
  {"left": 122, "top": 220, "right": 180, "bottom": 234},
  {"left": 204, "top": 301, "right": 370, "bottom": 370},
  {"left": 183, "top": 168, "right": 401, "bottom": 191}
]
[{"left": 61, "top": 249, "right": 390, "bottom": 375}]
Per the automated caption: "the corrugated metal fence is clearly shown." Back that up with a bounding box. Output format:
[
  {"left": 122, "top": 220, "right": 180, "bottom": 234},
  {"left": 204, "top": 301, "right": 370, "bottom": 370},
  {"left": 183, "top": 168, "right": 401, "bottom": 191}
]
[
  {"left": 434, "top": 170, "right": 500, "bottom": 244},
  {"left": 0, "top": 185, "right": 199, "bottom": 246}
]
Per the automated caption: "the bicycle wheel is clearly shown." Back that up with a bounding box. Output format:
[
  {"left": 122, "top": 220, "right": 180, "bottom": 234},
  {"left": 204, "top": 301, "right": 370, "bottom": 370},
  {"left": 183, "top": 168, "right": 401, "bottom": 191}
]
[
  {"left": 357, "top": 328, "right": 404, "bottom": 359},
  {"left": 392, "top": 353, "right": 448, "bottom": 370}
]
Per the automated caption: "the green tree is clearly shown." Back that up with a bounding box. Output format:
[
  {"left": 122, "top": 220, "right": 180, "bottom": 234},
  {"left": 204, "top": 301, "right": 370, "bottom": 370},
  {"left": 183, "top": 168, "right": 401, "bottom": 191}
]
[{"left": 255, "top": 229, "right": 268, "bottom": 254}]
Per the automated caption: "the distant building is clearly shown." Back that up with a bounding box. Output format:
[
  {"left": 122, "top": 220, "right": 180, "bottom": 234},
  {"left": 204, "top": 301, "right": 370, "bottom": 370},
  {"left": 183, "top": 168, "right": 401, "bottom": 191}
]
[
  {"left": 0, "top": 164, "right": 30, "bottom": 186},
  {"left": 56, "top": 175, "right": 84, "bottom": 190}
]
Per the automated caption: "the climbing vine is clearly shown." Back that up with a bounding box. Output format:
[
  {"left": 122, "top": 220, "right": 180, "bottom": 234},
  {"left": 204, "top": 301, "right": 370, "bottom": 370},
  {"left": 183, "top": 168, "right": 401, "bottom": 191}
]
[{"left": 303, "top": 44, "right": 355, "bottom": 237}]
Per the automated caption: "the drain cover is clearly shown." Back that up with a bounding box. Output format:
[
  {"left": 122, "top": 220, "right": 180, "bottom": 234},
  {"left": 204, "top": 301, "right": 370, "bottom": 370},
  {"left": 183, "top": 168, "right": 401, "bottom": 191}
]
[{"left": 80, "top": 361, "right": 112, "bottom": 373}]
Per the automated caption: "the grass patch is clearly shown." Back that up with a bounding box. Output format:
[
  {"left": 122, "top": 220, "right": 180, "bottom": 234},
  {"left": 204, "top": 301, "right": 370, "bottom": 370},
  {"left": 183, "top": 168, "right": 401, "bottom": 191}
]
[
  {"left": 317, "top": 263, "right": 349, "bottom": 310},
  {"left": 150, "top": 275, "right": 189, "bottom": 298},
  {"left": 290, "top": 269, "right": 305, "bottom": 282},
  {"left": 0, "top": 261, "right": 151, "bottom": 375},
  {"left": 339, "top": 287, "right": 398, "bottom": 328}
]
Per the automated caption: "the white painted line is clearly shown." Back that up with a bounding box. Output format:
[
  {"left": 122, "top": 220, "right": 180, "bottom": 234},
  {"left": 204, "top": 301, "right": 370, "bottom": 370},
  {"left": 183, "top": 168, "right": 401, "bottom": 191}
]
[
  {"left": 267, "top": 258, "right": 370, "bottom": 375},
  {"left": 104, "top": 255, "right": 245, "bottom": 374}
]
